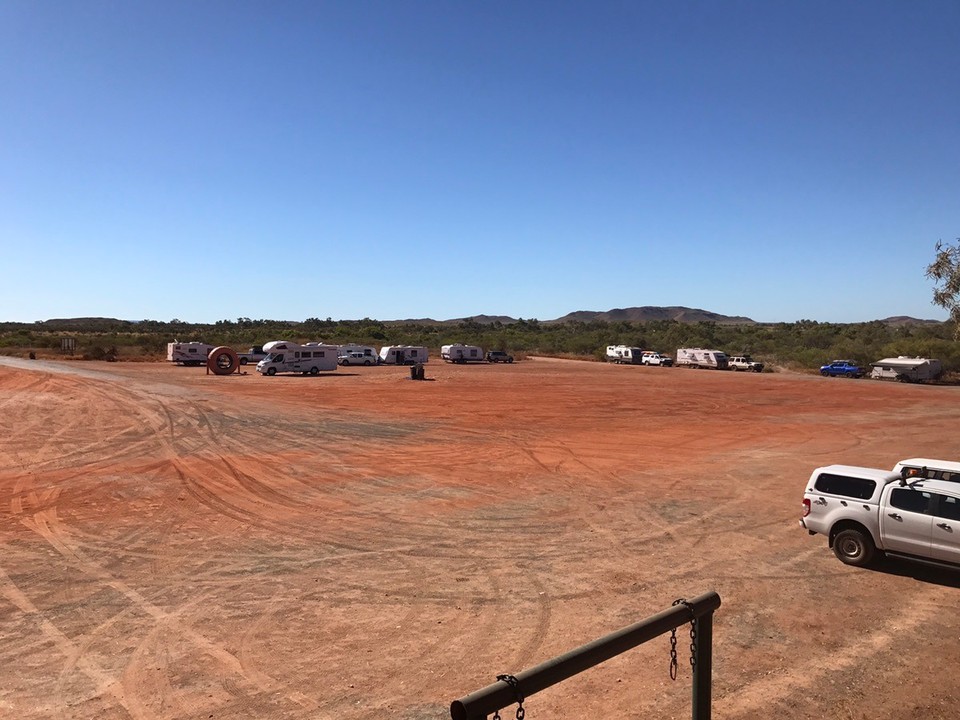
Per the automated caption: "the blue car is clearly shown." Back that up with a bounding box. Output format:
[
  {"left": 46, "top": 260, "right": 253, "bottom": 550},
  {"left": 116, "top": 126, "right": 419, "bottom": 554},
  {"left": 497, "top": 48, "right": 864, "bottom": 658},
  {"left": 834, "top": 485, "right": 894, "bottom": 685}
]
[{"left": 819, "top": 360, "right": 865, "bottom": 378}]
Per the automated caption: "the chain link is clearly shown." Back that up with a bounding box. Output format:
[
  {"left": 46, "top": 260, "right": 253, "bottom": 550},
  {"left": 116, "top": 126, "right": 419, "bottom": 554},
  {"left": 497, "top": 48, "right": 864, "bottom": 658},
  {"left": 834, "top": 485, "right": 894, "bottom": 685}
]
[
  {"left": 668, "top": 598, "right": 697, "bottom": 681},
  {"left": 496, "top": 673, "right": 526, "bottom": 720}
]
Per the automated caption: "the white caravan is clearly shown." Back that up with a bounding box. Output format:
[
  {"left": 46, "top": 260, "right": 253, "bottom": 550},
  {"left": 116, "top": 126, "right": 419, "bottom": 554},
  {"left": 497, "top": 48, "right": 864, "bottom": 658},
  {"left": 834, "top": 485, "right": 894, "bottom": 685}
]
[
  {"left": 338, "top": 345, "right": 379, "bottom": 366},
  {"left": 256, "top": 341, "right": 339, "bottom": 376},
  {"left": 441, "top": 344, "right": 484, "bottom": 363},
  {"left": 675, "top": 348, "right": 729, "bottom": 370},
  {"left": 379, "top": 345, "right": 429, "bottom": 365},
  {"left": 167, "top": 341, "right": 215, "bottom": 366},
  {"left": 605, "top": 345, "right": 645, "bottom": 364},
  {"left": 870, "top": 356, "right": 943, "bottom": 383}
]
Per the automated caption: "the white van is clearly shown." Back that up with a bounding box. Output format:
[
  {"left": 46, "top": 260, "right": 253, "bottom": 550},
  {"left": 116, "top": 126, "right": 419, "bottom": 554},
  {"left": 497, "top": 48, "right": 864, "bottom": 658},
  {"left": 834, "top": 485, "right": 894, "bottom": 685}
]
[{"left": 256, "top": 341, "right": 339, "bottom": 376}]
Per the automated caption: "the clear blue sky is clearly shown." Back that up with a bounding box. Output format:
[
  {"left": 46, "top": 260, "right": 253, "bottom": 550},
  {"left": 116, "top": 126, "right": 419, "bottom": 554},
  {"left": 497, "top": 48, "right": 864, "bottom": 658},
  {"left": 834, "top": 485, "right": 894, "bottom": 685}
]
[{"left": 2, "top": 1, "right": 957, "bottom": 324}]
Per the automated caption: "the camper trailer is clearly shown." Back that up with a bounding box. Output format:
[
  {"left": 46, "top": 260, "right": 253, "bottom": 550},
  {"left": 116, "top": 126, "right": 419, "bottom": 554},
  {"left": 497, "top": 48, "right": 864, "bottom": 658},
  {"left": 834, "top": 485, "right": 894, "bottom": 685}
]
[
  {"left": 605, "top": 346, "right": 645, "bottom": 364},
  {"left": 441, "top": 344, "right": 484, "bottom": 363},
  {"left": 256, "top": 341, "right": 339, "bottom": 376},
  {"left": 870, "top": 356, "right": 943, "bottom": 383},
  {"left": 167, "top": 341, "right": 215, "bottom": 366},
  {"left": 379, "top": 345, "right": 429, "bottom": 365},
  {"left": 338, "top": 345, "right": 380, "bottom": 365},
  {"left": 675, "top": 348, "right": 729, "bottom": 370}
]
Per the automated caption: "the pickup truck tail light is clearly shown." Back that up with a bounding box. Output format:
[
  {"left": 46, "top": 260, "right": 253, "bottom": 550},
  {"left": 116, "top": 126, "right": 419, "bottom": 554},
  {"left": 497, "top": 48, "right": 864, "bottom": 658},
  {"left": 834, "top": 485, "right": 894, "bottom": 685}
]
[{"left": 802, "top": 498, "right": 811, "bottom": 517}]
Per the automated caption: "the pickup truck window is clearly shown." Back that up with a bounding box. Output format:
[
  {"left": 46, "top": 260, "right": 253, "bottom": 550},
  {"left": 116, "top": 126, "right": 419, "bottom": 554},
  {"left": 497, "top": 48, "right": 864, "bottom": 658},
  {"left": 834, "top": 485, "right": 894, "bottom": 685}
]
[
  {"left": 813, "top": 473, "right": 876, "bottom": 500},
  {"left": 935, "top": 495, "right": 960, "bottom": 521},
  {"left": 889, "top": 488, "right": 933, "bottom": 515}
]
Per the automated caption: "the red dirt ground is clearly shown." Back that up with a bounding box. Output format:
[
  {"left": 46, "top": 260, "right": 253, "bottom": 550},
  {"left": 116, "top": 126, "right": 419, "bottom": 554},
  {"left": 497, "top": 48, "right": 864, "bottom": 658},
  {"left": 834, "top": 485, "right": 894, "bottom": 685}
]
[{"left": 1, "top": 356, "right": 959, "bottom": 720}]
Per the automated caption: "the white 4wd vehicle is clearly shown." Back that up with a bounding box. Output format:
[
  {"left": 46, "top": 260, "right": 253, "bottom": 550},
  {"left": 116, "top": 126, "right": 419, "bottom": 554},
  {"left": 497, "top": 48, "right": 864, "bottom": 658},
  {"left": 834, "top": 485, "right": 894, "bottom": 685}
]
[
  {"left": 728, "top": 355, "right": 764, "bottom": 372},
  {"left": 641, "top": 352, "right": 673, "bottom": 367},
  {"left": 800, "top": 464, "right": 960, "bottom": 568}
]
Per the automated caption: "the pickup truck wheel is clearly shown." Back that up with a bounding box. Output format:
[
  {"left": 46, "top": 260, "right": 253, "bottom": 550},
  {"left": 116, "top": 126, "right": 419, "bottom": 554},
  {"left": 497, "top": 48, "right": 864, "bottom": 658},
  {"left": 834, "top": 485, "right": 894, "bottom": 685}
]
[
  {"left": 239, "top": 358, "right": 248, "bottom": 365},
  {"left": 820, "top": 370, "right": 830, "bottom": 377},
  {"left": 833, "top": 529, "right": 875, "bottom": 566}
]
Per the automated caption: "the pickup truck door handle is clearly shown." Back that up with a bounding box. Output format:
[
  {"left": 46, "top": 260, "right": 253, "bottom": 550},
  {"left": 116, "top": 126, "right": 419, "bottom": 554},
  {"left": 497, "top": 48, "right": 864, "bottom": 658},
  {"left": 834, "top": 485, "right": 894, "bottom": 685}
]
[
  {"left": 887, "top": 513, "right": 903, "bottom": 521},
  {"left": 937, "top": 523, "right": 953, "bottom": 531}
]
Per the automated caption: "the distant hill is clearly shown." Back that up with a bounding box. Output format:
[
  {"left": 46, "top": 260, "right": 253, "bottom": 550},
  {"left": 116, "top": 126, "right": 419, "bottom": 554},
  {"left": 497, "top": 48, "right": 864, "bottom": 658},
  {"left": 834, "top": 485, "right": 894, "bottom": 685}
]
[
  {"left": 8, "top": 311, "right": 946, "bottom": 328},
  {"left": 551, "top": 306, "right": 756, "bottom": 324},
  {"left": 876, "top": 316, "right": 943, "bottom": 326}
]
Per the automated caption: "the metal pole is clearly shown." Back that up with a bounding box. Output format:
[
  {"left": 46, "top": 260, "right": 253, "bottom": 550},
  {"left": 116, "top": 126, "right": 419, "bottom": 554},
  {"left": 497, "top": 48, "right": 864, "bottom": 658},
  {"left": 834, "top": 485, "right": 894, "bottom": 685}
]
[
  {"left": 692, "top": 613, "right": 713, "bottom": 720},
  {"left": 450, "top": 590, "right": 720, "bottom": 720}
]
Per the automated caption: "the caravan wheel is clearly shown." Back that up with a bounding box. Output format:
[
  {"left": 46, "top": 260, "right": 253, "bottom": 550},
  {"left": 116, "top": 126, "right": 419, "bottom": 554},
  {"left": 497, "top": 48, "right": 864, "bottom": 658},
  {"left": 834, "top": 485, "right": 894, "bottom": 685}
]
[
  {"left": 266, "top": 367, "right": 277, "bottom": 376},
  {"left": 310, "top": 367, "right": 319, "bottom": 376}
]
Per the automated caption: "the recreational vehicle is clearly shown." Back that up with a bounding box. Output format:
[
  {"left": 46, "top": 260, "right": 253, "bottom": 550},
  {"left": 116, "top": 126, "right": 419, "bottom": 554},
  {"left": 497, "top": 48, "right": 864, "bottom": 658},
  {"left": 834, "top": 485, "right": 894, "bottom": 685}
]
[
  {"left": 338, "top": 345, "right": 379, "bottom": 365},
  {"left": 869, "top": 356, "right": 943, "bottom": 383},
  {"left": 605, "top": 345, "right": 645, "bottom": 364},
  {"left": 441, "top": 344, "right": 484, "bottom": 363},
  {"left": 167, "top": 341, "right": 215, "bottom": 366},
  {"left": 675, "top": 348, "right": 729, "bottom": 370},
  {"left": 256, "top": 341, "right": 339, "bottom": 376},
  {"left": 379, "top": 345, "right": 429, "bottom": 365}
]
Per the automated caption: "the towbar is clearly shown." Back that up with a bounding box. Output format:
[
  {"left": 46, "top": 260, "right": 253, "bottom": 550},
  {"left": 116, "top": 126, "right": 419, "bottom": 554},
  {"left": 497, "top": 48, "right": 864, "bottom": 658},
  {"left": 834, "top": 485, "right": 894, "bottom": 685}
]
[{"left": 450, "top": 589, "right": 720, "bottom": 720}]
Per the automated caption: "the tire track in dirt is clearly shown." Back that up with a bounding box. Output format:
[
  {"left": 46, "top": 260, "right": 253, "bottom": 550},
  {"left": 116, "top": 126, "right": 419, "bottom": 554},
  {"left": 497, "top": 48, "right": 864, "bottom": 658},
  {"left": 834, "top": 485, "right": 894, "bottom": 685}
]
[{"left": 717, "top": 584, "right": 954, "bottom": 717}]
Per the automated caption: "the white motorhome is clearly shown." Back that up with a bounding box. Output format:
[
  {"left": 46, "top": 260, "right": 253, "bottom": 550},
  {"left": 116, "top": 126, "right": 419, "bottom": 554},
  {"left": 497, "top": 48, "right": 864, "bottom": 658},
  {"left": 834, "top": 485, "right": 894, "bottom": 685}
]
[
  {"left": 605, "top": 345, "right": 645, "bottom": 364},
  {"left": 256, "top": 341, "right": 339, "bottom": 376},
  {"left": 338, "top": 345, "right": 379, "bottom": 365},
  {"left": 675, "top": 348, "right": 729, "bottom": 370},
  {"left": 441, "top": 344, "right": 484, "bottom": 363},
  {"left": 167, "top": 341, "right": 215, "bottom": 366},
  {"left": 870, "top": 356, "right": 943, "bottom": 383},
  {"left": 379, "top": 345, "right": 429, "bottom": 365}
]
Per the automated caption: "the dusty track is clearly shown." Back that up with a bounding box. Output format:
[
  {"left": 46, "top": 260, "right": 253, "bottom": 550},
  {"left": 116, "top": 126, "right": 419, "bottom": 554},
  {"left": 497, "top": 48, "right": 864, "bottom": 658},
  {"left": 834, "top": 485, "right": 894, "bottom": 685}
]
[{"left": 1, "top": 356, "right": 958, "bottom": 719}]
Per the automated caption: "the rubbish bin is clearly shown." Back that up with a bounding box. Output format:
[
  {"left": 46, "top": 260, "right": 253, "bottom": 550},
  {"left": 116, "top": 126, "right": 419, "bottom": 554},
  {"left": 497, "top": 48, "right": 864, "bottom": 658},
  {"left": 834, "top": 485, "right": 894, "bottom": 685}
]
[
  {"left": 417, "top": 363, "right": 425, "bottom": 380},
  {"left": 410, "top": 364, "right": 419, "bottom": 380}
]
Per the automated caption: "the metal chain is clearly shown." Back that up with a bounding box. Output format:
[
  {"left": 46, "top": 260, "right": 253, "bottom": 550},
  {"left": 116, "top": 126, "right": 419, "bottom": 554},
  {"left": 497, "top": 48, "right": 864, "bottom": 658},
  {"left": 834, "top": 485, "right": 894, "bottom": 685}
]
[
  {"left": 668, "top": 625, "right": 679, "bottom": 680},
  {"left": 669, "top": 598, "right": 697, "bottom": 681},
  {"left": 496, "top": 674, "right": 526, "bottom": 720}
]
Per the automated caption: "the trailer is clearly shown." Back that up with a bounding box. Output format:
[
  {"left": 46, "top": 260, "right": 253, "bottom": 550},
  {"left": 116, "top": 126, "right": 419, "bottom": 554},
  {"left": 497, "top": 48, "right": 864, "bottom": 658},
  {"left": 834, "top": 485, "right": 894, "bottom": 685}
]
[
  {"left": 167, "top": 341, "right": 215, "bottom": 366},
  {"left": 379, "top": 345, "right": 429, "bottom": 365},
  {"left": 338, "top": 345, "right": 379, "bottom": 365},
  {"left": 605, "top": 345, "right": 645, "bottom": 364},
  {"left": 870, "top": 356, "right": 943, "bottom": 383},
  {"left": 256, "top": 341, "right": 339, "bottom": 376},
  {"left": 675, "top": 347, "right": 729, "bottom": 370},
  {"left": 441, "top": 343, "right": 484, "bottom": 363}
]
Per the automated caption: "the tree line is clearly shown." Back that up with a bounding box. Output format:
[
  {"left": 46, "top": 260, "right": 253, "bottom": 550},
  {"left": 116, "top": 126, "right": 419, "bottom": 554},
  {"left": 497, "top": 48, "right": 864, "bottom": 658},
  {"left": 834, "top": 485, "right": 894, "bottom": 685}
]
[{"left": 1, "top": 316, "right": 956, "bottom": 372}]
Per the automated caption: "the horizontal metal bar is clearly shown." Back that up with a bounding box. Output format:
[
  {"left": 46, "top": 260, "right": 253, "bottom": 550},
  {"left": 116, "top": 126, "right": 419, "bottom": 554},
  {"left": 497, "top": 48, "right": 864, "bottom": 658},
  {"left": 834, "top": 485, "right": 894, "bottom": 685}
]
[{"left": 450, "top": 590, "right": 721, "bottom": 720}]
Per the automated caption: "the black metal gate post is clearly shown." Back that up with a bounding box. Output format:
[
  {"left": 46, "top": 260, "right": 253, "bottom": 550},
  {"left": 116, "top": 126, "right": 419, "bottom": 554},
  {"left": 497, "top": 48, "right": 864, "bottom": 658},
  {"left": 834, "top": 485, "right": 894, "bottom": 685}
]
[
  {"left": 692, "top": 610, "right": 713, "bottom": 720},
  {"left": 450, "top": 590, "right": 720, "bottom": 720}
]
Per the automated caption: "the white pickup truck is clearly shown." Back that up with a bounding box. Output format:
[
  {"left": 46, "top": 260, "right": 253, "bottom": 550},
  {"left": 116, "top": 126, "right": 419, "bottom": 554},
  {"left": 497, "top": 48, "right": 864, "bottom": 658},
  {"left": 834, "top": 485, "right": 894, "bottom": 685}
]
[{"left": 800, "top": 463, "right": 960, "bottom": 568}]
